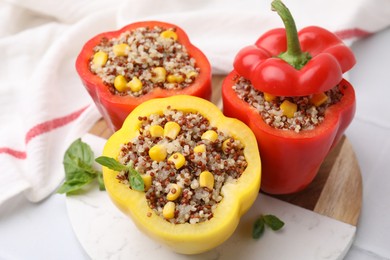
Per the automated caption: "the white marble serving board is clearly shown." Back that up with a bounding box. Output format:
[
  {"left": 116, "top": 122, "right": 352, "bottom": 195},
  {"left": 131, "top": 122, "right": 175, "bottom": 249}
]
[{"left": 65, "top": 134, "right": 356, "bottom": 260}]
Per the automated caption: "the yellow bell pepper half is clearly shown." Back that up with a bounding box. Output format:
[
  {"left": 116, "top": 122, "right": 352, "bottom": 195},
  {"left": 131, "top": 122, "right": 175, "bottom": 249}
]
[{"left": 102, "top": 95, "right": 261, "bottom": 254}]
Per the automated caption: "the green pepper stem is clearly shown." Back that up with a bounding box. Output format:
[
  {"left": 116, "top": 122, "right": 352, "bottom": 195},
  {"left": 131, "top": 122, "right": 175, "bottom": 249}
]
[{"left": 271, "top": 0, "right": 311, "bottom": 69}]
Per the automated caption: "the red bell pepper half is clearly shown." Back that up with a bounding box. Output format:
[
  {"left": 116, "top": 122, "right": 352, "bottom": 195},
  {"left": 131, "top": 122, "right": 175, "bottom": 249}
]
[
  {"left": 223, "top": 74, "right": 355, "bottom": 194},
  {"left": 76, "top": 21, "right": 212, "bottom": 131},
  {"left": 222, "top": 0, "right": 356, "bottom": 194}
]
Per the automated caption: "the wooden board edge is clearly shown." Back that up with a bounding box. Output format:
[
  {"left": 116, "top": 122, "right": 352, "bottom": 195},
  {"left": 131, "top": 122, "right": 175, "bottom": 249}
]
[{"left": 313, "top": 138, "right": 362, "bottom": 226}]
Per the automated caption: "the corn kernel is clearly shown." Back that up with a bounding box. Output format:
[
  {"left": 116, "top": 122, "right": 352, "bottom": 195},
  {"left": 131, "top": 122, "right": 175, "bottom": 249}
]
[
  {"left": 92, "top": 51, "right": 108, "bottom": 66},
  {"left": 113, "top": 43, "right": 129, "bottom": 57},
  {"left": 167, "top": 74, "right": 184, "bottom": 84},
  {"left": 199, "top": 171, "right": 214, "bottom": 190},
  {"left": 201, "top": 130, "right": 218, "bottom": 142},
  {"left": 151, "top": 67, "right": 167, "bottom": 83},
  {"left": 264, "top": 92, "right": 276, "bottom": 102},
  {"left": 163, "top": 201, "right": 175, "bottom": 219},
  {"left": 310, "top": 92, "right": 328, "bottom": 107},
  {"left": 141, "top": 174, "right": 152, "bottom": 191},
  {"left": 167, "top": 183, "right": 182, "bottom": 201},
  {"left": 164, "top": 121, "right": 181, "bottom": 139},
  {"left": 160, "top": 30, "right": 178, "bottom": 41},
  {"left": 280, "top": 100, "right": 297, "bottom": 118},
  {"left": 222, "top": 138, "right": 234, "bottom": 154},
  {"left": 186, "top": 71, "right": 198, "bottom": 79},
  {"left": 149, "top": 144, "right": 167, "bottom": 162},
  {"left": 114, "top": 75, "right": 128, "bottom": 92},
  {"left": 194, "top": 144, "right": 206, "bottom": 154},
  {"left": 149, "top": 125, "right": 164, "bottom": 137},
  {"left": 127, "top": 76, "right": 143, "bottom": 92},
  {"left": 168, "top": 153, "right": 186, "bottom": 169}
]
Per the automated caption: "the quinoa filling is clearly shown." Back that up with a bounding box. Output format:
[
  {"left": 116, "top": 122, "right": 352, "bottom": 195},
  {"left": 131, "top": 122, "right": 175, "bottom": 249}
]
[
  {"left": 232, "top": 75, "right": 344, "bottom": 132},
  {"left": 116, "top": 107, "right": 247, "bottom": 224},
  {"left": 89, "top": 26, "right": 199, "bottom": 97}
]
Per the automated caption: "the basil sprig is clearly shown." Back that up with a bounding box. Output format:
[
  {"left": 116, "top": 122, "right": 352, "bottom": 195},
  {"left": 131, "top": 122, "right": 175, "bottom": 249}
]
[
  {"left": 252, "top": 214, "right": 285, "bottom": 239},
  {"left": 95, "top": 156, "right": 144, "bottom": 191},
  {"left": 57, "top": 138, "right": 105, "bottom": 194}
]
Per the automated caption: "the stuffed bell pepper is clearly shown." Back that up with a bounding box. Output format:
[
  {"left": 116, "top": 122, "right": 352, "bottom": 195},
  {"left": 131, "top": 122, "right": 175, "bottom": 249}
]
[
  {"left": 98, "top": 95, "right": 261, "bottom": 254},
  {"left": 222, "top": 0, "right": 356, "bottom": 194},
  {"left": 76, "top": 21, "right": 212, "bottom": 131}
]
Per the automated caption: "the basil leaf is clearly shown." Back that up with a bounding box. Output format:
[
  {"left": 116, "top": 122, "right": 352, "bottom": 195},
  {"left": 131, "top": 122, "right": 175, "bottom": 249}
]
[
  {"left": 252, "top": 217, "right": 265, "bottom": 239},
  {"left": 95, "top": 156, "right": 128, "bottom": 172},
  {"left": 128, "top": 168, "right": 144, "bottom": 191},
  {"left": 263, "top": 214, "right": 285, "bottom": 231},
  {"left": 252, "top": 214, "right": 285, "bottom": 240},
  {"left": 57, "top": 172, "right": 95, "bottom": 194},
  {"left": 95, "top": 156, "right": 144, "bottom": 191},
  {"left": 57, "top": 139, "right": 104, "bottom": 194},
  {"left": 64, "top": 139, "right": 94, "bottom": 170},
  {"left": 64, "top": 153, "right": 96, "bottom": 180},
  {"left": 97, "top": 171, "right": 105, "bottom": 191}
]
